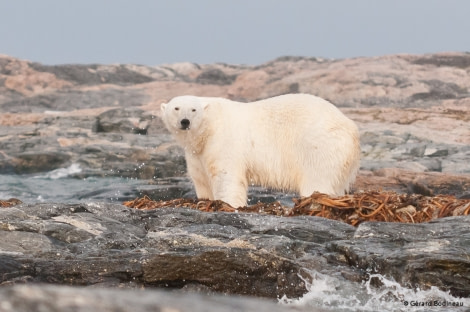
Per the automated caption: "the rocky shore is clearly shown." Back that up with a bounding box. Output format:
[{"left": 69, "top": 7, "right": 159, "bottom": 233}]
[
  {"left": 1, "top": 52, "right": 469, "bottom": 197},
  {"left": 0, "top": 52, "right": 470, "bottom": 310},
  {"left": 1, "top": 202, "right": 469, "bottom": 311}
]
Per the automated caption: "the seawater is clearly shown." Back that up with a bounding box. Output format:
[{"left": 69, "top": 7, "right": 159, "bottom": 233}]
[
  {"left": 281, "top": 270, "right": 470, "bottom": 312},
  {"left": 0, "top": 164, "right": 149, "bottom": 203},
  {"left": 0, "top": 163, "right": 295, "bottom": 205}
]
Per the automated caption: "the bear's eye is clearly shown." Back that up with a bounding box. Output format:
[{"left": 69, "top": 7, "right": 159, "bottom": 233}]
[
  {"left": 192, "top": 109, "right": 196, "bottom": 112},
  {"left": 174, "top": 107, "right": 179, "bottom": 111}
]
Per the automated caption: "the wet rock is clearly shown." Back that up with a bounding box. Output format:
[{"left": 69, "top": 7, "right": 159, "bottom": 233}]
[
  {"left": 0, "top": 284, "right": 320, "bottom": 312},
  {"left": 0, "top": 203, "right": 468, "bottom": 299},
  {"left": 328, "top": 216, "right": 470, "bottom": 297},
  {"left": 10, "top": 152, "right": 71, "bottom": 174},
  {"left": 0, "top": 203, "right": 341, "bottom": 298},
  {"left": 93, "top": 108, "right": 154, "bottom": 135}
]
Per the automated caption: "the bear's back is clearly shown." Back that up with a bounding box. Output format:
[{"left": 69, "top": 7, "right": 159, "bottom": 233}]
[{"left": 243, "top": 93, "right": 353, "bottom": 131}]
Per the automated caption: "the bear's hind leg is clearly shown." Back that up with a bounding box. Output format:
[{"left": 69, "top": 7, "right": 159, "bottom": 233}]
[
  {"left": 211, "top": 172, "right": 248, "bottom": 208},
  {"left": 299, "top": 176, "right": 340, "bottom": 197}
]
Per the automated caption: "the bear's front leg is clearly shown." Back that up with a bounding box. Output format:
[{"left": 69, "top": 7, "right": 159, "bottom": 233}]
[
  {"left": 185, "top": 152, "right": 213, "bottom": 200},
  {"left": 192, "top": 175, "right": 213, "bottom": 200},
  {"left": 210, "top": 170, "right": 248, "bottom": 208}
]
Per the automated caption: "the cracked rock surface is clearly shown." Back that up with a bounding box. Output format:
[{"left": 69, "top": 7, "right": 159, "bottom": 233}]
[{"left": 1, "top": 203, "right": 468, "bottom": 299}]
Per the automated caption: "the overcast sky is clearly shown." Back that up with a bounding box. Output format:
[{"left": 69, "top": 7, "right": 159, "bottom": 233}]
[{"left": 1, "top": 0, "right": 469, "bottom": 66}]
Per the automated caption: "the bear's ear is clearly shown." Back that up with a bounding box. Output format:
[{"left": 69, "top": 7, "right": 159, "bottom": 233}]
[
  {"left": 201, "top": 102, "right": 209, "bottom": 110},
  {"left": 160, "top": 103, "right": 167, "bottom": 112}
]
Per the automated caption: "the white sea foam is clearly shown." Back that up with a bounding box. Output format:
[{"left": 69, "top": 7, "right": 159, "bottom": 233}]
[
  {"left": 280, "top": 270, "right": 470, "bottom": 312},
  {"left": 35, "top": 163, "right": 82, "bottom": 179}
]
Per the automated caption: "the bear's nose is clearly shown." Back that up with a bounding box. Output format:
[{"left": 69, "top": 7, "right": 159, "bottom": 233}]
[{"left": 180, "top": 118, "right": 190, "bottom": 129}]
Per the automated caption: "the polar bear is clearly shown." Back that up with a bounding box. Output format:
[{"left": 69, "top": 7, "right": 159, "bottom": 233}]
[{"left": 161, "top": 93, "right": 360, "bottom": 208}]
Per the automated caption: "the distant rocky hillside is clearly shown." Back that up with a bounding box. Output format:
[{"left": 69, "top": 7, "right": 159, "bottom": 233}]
[{"left": 0, "top": 52, "right": 469, "bottom": 197}]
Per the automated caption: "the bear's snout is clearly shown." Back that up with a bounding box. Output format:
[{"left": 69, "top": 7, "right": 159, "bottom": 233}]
[{"left": 180, "top": 118, "right": 190, "bottom": 130}]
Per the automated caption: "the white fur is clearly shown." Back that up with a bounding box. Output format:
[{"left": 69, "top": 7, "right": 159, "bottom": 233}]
[{"left": 161, "top": 93, "right": 360, "bottom": 208}]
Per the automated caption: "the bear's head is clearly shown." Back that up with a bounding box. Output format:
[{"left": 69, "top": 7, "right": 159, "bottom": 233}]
[{"left": 160, "top": 96, "right": 209, "bottom": 133}]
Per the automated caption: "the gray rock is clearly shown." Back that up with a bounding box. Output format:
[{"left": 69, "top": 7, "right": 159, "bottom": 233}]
[
  {"left": 93, "top": 108, "right": 154, "bottom": 135},
  {"left": 0, "top": 202, "right": 469, "bottom": 300},
  {"left": 1, "top": 89, "right": 151, "bottom": 113},
  {"left": 29, "top": 63, "right": 156, "bottom": 86},
  {"left": 410, "top": 53, "right": 470, "bottom": 69},
  {"left": 329, "top": 216, "right": 470, "bottom": 298},
  {"left": 6, "top": 151, "right": 71, "bottom": 174},
  {"left": 0, "top": 284, "right": 324, "bottom": 312},
  {"left": 195, "top": 68, "right": 237, "bottom": 85},
  {"left": 410, "top": 79, "right": 468, "bottom": 102}
]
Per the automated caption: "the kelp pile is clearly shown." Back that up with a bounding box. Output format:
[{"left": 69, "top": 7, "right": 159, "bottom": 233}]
[
  {"left": 123, "top": 190, "right": 470, "bottom": 226},
  {"left": 0, "top": 198, "right": 22, "bottom": 207}
]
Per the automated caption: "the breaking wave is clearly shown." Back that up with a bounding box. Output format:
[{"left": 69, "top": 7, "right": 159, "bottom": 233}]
[
  {"left": 33, "top": 163, "right": 82, "bottom": 179},
  {"left": 280, "top": 270, "right": 470, "bottom": 312}
]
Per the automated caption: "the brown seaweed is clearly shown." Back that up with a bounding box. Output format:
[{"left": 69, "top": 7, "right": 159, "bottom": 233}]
[
  {"left": 123, "top": 190, "right": 470, "bottom": 226},
  {"left": 0, "top": 198, "right": 23, "bottom": 207}
]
